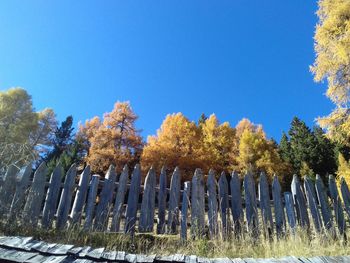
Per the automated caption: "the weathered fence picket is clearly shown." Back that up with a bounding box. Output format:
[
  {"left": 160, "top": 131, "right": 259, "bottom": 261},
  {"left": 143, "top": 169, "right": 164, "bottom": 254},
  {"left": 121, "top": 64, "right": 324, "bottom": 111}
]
[
  {"left": 3, "top": 161, "right": 350, "bottom": 242},
  {"left": 125, "top": 164, "right": 141, "bottom": 235},
  {"left": 94, "top": 165, "right": 117, "bottom": 231},
  {"left": 23, "top": 162, "right": 47, "bottom": 226},
  {"left": 180, "top": 181, "right": 191, "bottom": 241},
  {"left": 157, "top": 167, "right": 167, "bottom": 234},
  {"left": 230, "top": 171, "right": 243, "bottom": 235},
  {"left": 139, "top": 167, "right": 156, "bottom": 232},
  {"left": 272, "top": 175, "right": 285, "bottom": 237},
  {"left": 167, "top": 167, "right": 181, "bottom": 234},
  {"left": 71, "top": 165, "right": 91, "bottom": 225},
  {"left": 259, "top": 172, "right": 273, "bottom": 238},
  {"left": 207, "top": 169, "right": 218, "bottom": 238},
  {"left": 56, "top": 164, "right": 77, "bottom": 230},
  {"left": 315, "top": 174, "right": 333, "bottom": 231},
  {"left": 42, "top": 164, "right": 63, "bottom": 228},
  {"left": 218, "top": 172, "right": 229, "bottom": 238},
  {"left": 110, "top": 165, "right": 129, "bottom": 232}
]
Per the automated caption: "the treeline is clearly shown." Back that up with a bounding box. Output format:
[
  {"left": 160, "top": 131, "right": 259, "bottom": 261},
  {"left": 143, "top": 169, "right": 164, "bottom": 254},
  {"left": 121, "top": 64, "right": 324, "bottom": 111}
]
[{"left": 3, "top": 87, "right": 350, "bottom": 190}]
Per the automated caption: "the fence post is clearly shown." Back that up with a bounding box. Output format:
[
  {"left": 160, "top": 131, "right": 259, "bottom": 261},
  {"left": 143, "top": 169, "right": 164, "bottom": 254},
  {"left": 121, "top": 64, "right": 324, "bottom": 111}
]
[
  {"left": 259, "top": 172, "right": 274, "bottom": 238},
  {"left": 230, "top": 171, "right": 243, "bottom": 236},
  {"left": 218, "top": 172, "right": 229, "bottom": 238},
  {"left": 329, "top": 175, "right": 346, "bottom": 236},
  {"left": 125, "top": 164, "right": 142, "bottom": 235},
  {"left": 191, "top": 168, "right": 205, "bottom": 238},
  {"left": 71, "top": 165, "right": 91, "bottom": 225},
  {"left": 84, "top": 175, "right": 100, "bottom": 230},
  {"left": 180, "top": 181, "right": 191, "bottom": 241},
  {"left": 304, "top": 176, "right": 322, "bottom": 233},
  {"left": 167, "top": 167, "right": 181, "bottom": 234},
  {"left": 207, "top": 169, "right": 218, "bottom": 238},
  {"left": 23, "top": 162, "right": 47, "bottom": 226},
  {"left": 42, "top": 164, "right": 63, "bottom": 229},
  {"left": 0, "top": 165, "right": 19, "bottom": 216},
  {"left": 244, "top": 171, "right": 259, "bottom": 238},
  {"left": 291, "top": 175, "right": 310, "bottom": 229},
  {"left": 56, "top": 164, "right": 77, "bottom": 230},
  {"left": 139, "top": 167, "right": 156, "bottom": 232},
  {"left": 9, "top": 165, "right": 32, "bottom": 219},
  {"left": 157, "top": 167, "right": 167, "bottom": 234},
  {"left": 315, "top": 174, "right": 333, "bottom": 231},
  {"left": 111, "top": 165, "right": 129, "bottom": 232},
  {"left": 94, "top": 165, "right": 117, "bottom": 231},
  {"left": 284, "top": 192, "right": 296, "bottom": 233},
  {"left": 272, "top": 175, "right": 285, "bottom": 237}
]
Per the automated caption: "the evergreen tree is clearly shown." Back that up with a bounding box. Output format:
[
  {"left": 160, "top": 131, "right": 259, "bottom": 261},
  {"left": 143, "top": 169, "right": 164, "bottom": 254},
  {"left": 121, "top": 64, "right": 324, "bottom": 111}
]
[{"left": 279, "top": 132, "right": 292, "bottom": 164}]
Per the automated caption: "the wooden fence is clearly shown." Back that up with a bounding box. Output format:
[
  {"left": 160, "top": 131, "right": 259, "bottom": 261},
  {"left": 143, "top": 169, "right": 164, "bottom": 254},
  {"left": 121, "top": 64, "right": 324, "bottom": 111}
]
[{"left": 0, "top": 162, "right": 350, "bottom": 240}]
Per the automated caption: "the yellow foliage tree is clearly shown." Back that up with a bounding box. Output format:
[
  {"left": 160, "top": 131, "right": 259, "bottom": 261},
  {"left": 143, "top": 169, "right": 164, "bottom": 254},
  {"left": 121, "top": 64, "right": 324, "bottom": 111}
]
[
  {"left": 80, "top": 102, "right": 143, "bottom": 174},
  {"left": 311, "top": 0, "right": 350, "bottom": 144},
  {"left": 199, "top": 114, "right": 236, "bottom": 173},
  {"left": 336, "top": 153, "right": 350, "bottom": 187},
  {"left": 141, "top": 113, "right": 202, "bottom": 181}
]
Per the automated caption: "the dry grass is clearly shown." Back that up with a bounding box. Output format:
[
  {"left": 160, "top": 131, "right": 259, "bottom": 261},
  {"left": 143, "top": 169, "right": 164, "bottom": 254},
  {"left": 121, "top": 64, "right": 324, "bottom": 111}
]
[{"left": 1, "top": 220, "right": 350, "bottom": 258}]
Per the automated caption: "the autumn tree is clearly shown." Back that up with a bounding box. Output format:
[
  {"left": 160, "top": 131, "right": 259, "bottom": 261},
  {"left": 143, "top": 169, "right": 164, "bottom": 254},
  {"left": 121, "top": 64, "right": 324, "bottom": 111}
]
[
  {"left": 141, "top": 113, "right": 202, "bottom": 180},
  {"left": 0, "top": 88, "right": 57, "bottom": 173},
  {"left": 336, "top": 153, "right": 350, "bottom": 187},
  {"left": 83, "top": 102, "right": 143, "bottom": 174},
  {"left": 199, "top": 114, "right": 236, "bottom": 173},
  {"left": 311, "top": 0, "right": 350, "bottom": 145}
]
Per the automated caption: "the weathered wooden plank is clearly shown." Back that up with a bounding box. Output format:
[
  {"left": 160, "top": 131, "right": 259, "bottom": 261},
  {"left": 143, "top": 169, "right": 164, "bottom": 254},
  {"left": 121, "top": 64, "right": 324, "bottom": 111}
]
[
  {"left": 329, "top": 175, "right": 346, "bottom": 235},
  {"left": 185, "top": 255, "right": 198, "bottom": 263},
  {"left": 78, "top": 246, "right": 92, "bottom": 257},
  {"left": 0, "top": 249, "right": 38, "bottom": 262},
  {"left": 284, "top": 192, "right": 296, "bottom": 232},
  {"left": 9, "top": 165, "right": 32, "bottom": 219},
  {"left": 86, "top": 247, "right": 105, "bottom": 259},
  {"left": 126, "top": 253, "right": 137, "bottom": 263},
  {"left": 70, "top": 165, "right": 91, "bottom": 225},
  {"left": 340, "top": 177, "right": 350, "bottom": 220},
  {"left": 167, "top": 167, "right": 181, "bottom": 234},
  {"left": 83, "top": 175, "right": 100, "bottom": 230},
  {"left": 230, "top": 171, "right": 243, "bottom": 236},
  {"left": 291, "top": 175, "right": 310, "bottom": 229},
  {"left": 56, "top": 164, "right": 77, "bottom": 230},
  {"left": 0, "top": 165, "right": 19, "bottom": 215},
  {"left": 191, "top": 168, "right": 205, "bottom": 237},
  {"left": 139, "top": 167, "right": 157, "bottom": 232},
  {"left": 116, "top": 251, "right": 126, "bottom": 261},
  {"left": 157, "top": 167, "right": 167, "bottom": 234},
  {"left": 94, "top": 165, "right": 117, "bottom": 231},
  {"left": 180, "top": 181, "right": 191, "bottom": 241},
  {"left": 315, "top": 174, "right": 333, "bottom": 231},
  {"left": 259, "top": 172, "right": 274, "bottom": 238},
  {"left": 48, "top": 244, "right": 75, "bottom": 255},
  {"left": 102, "top": 250, "right": 117, "bottom": 260},
  {"left": 303, "top": 176, "right": 322, "bottom": 233},
  {"left": 23, "top": 162, "right": 47, "bottom": 226},
  {"left": 207, "top": 169, "right": 218, "bottom": 238},
  {"left": 110, "top": 165, "right": 129, "bottom": 232},
  {"left": 137, "top": 254, "right": 156, "bottom": 263},
  {"left": 1, "top": 236, "right": 33, "bottom": 249},
  {"left": 218, "top": 172, "right": 230, "bottom": 238},
  {"left": 272, "top": 175, "right": 285, "bottom": 237},
  {"left": 125, "top": 164, "right": 142, "bottom": 235},
  {"left": 42, "top": 164, "right": 63, "bottom": 228},
  {"left": 244, "top": 172, "right": 259, "bottom": 237}
]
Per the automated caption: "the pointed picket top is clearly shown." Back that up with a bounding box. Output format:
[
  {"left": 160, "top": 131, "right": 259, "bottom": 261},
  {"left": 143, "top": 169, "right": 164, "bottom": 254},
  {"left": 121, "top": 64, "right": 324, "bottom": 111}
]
[
  {"left": 111, "top": 164, "right": 129, "bottom": 232},
  {"left": 139, "top": 166, "right": 156, "bottom": 232},
  {"left": 167, "top": 166, "right": 181, "bottom": 233},
  {"left": 157, "top": 166, "right": 167, "bottom": 234},
  {"left": 0, "top": 165, "right": 19, "bottom": 214},
  {"left": 291, "top": 174, "right": 310, "bottom": 228},
  {"left": 315, "top": 174, "right": 333, "bottom": 231},
  {"left": 207, "top": 169, "right": 218, "bottom": 238}
]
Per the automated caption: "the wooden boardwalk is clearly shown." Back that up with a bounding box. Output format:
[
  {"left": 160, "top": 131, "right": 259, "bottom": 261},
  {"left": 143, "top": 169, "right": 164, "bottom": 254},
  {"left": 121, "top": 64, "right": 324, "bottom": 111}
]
[{"left": 0, "top": 235, "right": 349, "bottom": 263}]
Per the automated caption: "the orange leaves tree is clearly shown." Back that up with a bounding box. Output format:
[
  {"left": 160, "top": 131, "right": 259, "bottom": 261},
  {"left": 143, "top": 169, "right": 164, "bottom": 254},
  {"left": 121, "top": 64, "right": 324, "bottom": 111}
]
[{"left": 79, "top": 102, "right": 143, "bottom": 174}]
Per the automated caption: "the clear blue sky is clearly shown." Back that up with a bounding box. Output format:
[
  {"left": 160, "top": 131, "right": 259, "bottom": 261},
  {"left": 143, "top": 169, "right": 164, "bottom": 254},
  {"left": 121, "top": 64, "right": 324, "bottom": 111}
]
[{"left": 0, "top": 1, "right": 333, "bottom": 141}]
